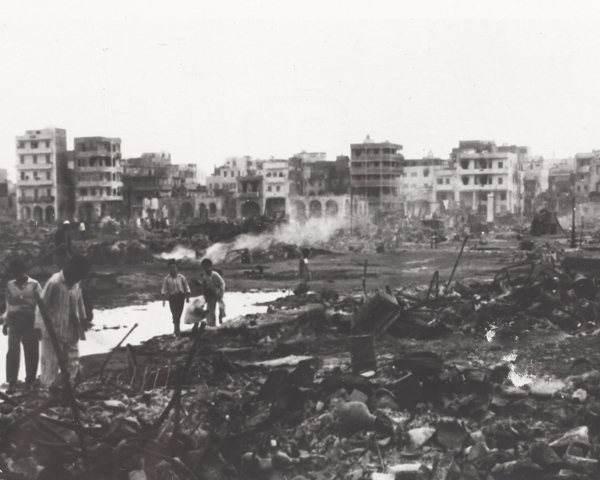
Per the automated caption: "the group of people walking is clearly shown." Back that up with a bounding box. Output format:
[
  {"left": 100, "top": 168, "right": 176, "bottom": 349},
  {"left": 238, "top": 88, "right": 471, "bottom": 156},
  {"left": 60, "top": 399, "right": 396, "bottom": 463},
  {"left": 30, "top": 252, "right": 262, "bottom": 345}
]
[{"left": 161, "top": 258, "right": 226, "bottom": 336}]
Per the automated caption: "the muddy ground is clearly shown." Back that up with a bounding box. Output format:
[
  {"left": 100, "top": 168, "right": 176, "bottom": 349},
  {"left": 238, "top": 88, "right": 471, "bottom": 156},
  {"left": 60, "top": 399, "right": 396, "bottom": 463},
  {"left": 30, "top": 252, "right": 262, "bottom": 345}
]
[{"left": 91, "top": 238, "right": 520, "bottom": 309}]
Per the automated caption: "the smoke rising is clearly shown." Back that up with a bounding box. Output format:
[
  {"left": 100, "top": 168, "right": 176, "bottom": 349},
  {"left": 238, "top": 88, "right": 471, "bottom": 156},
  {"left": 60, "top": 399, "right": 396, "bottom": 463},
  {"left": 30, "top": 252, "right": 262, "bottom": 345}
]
[{"left": 204, "top": 217, "right": 350, "bottom": 263}]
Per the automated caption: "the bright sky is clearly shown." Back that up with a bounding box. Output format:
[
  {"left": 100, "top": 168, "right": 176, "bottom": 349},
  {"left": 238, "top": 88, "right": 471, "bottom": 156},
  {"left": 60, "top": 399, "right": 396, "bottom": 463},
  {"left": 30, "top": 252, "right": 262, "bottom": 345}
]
[{"left": 2, "top": 1, "right": 600, "bottom": 180}]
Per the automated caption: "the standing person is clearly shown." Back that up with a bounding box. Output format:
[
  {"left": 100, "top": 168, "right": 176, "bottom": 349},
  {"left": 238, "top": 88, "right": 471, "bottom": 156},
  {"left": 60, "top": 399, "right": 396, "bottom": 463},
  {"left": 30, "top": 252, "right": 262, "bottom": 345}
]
[
  {"left": 298, "top": 248, "right": 312, "bottom": 286},
  {"left": 161, "top": 260, "right": 190, "bottom": 336},
  {"left": 35, "top": 256, "right": 90, "bottom": 389},
  {"left": 200, "top": 258, "right": 226, "bottom": 326},
  {"left": 78, "top": 220, "right": 86, "bottom": 240},
  {"left": 3, "top": 260, "right": 43, "bottom": 394},
  {"left": 54, "top": 221, "right": 73, "bottom": 270}
]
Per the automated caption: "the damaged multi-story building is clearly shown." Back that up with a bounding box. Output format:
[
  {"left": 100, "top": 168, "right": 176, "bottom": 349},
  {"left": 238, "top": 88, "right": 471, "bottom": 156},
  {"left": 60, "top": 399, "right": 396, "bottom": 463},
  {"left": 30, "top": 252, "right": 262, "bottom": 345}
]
[
  {"left": 350, "top": 136, "right": 404, "bottom": 217},
  {"left": 122, "top": 152, "right": 199, "bottom": 221},
  {"left": 433, "top": 141, "right": 526, "bottom": 221},
  {"left": 401, "top": 154, "right": 449, "bottom": 217},
  {"left": 288, "top": 154, "right": 350, "bottom": 221},
  {"left": 73, "top": 136, "right": 123, "bottom": 222}
]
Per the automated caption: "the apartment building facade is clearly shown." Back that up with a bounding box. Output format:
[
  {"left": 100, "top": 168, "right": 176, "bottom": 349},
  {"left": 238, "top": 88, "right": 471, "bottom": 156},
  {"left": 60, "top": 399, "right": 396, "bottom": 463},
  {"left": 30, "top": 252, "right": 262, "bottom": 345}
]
[
  {"left": 206, "top": 156, "right": 254, "bottom": 194},
  {"left": 401, "top": 155, "right": 449, "bottom": 217},
  {"left": 16, "top": 128, "right": 70, "bottom": 223},
  {"left": 448, "top": 141, "right": 525, "bottom": 219},
  {"left": 350, "top": 136, "right": 404, "bottom": 217},
  {"left": 74, "top": 137, "right": 123, "bottom": 222}
]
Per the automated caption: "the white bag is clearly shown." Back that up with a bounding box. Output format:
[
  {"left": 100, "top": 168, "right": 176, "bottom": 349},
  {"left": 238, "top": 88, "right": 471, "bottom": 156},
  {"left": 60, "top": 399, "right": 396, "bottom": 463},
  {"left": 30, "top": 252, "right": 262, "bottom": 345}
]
[{"left": 183, "top": 296, "right": 208, "bottom": 325}]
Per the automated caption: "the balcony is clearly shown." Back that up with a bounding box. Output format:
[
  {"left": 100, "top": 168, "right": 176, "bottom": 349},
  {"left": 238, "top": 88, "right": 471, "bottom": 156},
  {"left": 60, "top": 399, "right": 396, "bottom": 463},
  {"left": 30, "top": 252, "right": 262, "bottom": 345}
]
[
  {"left": 76, "top": 165, "right": 121, "bottom": 172},
  {"left": 77, "top": 180, "right": 123, "bottom": 187},
  {"left": 351, "top": 166, "right": 403, "bottom": 176},
  {"left": 18, "top": 179, "right": 53, "bottom": 186},
  {"left": 17, "top": 162, "right": 53, "bottom": 170},
  {"left": 17, "top": 145, "right": 53, "bottom": 154},
  {"left": 577, "top": 165, "right": 590, "bottom": 173},
  {"left": 237, "top": 191, "right": 260, "bottom": 198},
  {"left": 351, "top": 179, "right": 400, "bottom": 188},
  {"left": 77, "top": 195, "right": 123, "bottom": 203},
  {"left": 19, "top": 196, "right": 54, "bottom": 204}
]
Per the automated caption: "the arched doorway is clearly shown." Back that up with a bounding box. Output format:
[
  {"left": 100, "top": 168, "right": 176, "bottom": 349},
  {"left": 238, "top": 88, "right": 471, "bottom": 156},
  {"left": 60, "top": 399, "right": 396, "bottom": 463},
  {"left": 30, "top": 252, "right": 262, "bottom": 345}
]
[
  {"left": 209, "top": 202, "right": 217, "bottom": 217},
  {"left": 309, "top": 200, "right": 322, "bottom": 218},
  {"left": 33, "top": 206, "right": 44, "bottom": 224},
  {"left": 293, "top": 201, "right": 306, "bottom": 221},
  {"left": 199, "top": 203, "right": 208, "bottom": 220},
  {"left": 241, "top": 201, "right": 260, "bottom": 219},
  {"left": 265, "top": 198, "right": 286, "bottom": 218},
  {"left": 45, "top": 206, "right": 55, "bottom": 223},
  {"left": 180, "top": 202, "right": 194, "bottom": 220},
  {"left": 21, "top": 206, "right": 31, "bottom": 220},
  {"left": 325, "top": 200, "right": 338, "bottom": 217}
]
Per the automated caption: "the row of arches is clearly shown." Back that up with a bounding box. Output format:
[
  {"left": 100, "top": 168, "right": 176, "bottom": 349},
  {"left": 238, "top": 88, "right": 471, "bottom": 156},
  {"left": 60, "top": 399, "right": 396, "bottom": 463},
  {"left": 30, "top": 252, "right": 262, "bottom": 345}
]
[
  {"left": 292, "top": 199, "right": 346, "bottom": 220},
  {"left": 21, "top": 206, "right": 55, "bottom": 223},
  {"left": 179, "top": 201, "right": 218, "bottom": 220}
]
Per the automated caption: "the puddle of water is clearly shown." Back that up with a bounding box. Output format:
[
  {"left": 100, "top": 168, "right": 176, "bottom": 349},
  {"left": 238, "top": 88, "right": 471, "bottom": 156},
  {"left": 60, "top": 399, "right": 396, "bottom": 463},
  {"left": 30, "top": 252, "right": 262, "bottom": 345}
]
[{"left": 0, "top": 290, "right": 288, "bottom": 384}]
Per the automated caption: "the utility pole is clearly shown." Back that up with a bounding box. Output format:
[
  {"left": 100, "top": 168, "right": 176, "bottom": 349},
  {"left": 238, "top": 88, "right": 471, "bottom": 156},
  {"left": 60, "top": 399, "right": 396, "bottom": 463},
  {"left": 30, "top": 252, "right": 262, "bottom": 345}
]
[{"left": 570, "top": 197, "right": 577, "bottom": 248}]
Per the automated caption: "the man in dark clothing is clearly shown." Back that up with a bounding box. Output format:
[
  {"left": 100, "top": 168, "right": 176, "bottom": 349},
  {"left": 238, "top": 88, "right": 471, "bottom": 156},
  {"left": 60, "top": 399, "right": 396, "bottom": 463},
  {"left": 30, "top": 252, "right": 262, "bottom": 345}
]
[
  {"left": 161, "top": 260, "right": 191, "bottom": 336},
  {"left": 54, "top": 221, "right": 73, "bottom": 270}
]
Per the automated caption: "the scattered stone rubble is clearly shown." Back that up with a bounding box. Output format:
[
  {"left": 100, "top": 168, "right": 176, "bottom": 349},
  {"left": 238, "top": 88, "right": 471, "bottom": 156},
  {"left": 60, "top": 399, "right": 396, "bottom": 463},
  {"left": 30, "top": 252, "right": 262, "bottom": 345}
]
[{"left": 3, "top": 252, "right": 600, "bottom": 479}]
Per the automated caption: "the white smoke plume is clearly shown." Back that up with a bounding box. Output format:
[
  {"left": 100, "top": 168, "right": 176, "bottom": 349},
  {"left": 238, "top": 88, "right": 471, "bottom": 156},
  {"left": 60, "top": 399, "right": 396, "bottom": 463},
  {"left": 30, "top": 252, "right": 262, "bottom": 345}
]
[
  {"left": 157, "top": 244, "right": 197, "bottom": 260},
  {"left": 204, "top": 216, "right": 350, "bottom": 264}
]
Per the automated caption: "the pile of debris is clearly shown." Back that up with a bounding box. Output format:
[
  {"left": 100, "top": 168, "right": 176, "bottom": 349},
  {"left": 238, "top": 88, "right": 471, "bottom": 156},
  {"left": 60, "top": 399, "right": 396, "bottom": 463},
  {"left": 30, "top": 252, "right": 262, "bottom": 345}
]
[{"left": 3, "top": 293, "right": 600, "bottom": 479}]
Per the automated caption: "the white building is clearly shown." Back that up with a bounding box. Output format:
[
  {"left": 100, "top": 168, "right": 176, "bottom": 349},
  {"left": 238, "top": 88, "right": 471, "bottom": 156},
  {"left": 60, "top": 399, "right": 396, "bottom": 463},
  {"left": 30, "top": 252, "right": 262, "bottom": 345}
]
[
  {"left": 16, "top": 128, "right": 70, "bottom": 223},
  {"left": 432, "top": 141, "right": 525, "bottom": 220},
  {"left": 401, "top": 155, "right": 449, "bottom": 217}
]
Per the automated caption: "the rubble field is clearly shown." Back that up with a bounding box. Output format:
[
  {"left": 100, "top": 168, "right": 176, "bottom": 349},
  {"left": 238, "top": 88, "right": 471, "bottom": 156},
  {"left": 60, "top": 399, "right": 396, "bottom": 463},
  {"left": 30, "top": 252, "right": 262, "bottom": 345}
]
[{"left": 4, "top": 219, "right": 600, "bottom": 479}]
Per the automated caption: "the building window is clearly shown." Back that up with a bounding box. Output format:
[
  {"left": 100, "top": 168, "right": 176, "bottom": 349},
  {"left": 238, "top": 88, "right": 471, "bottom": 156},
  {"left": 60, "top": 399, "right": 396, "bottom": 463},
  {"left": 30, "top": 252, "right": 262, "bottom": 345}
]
[
  {"left": 500, "top": 193, "right": 506, "bottom": 200},
  {"left": 530, "top": 165, "right": 533, "bottom": 170},
  {"left": 20, "top": 156, "right": 24, "bottom": 164},
  {"left": 20, "top": 172, "right": 25, "bottom": 180},
  {"left": 577, "top": 186, "right": 581, "bottom": 192},
  {"left": 33, "top": 155, "right": 37, "bottom": 164},
  {"left": 498, "top": 162, "right": 503, "bottom": 168},
  {"left": 91, "top": 188, "right": 96, "bottom": 196},
  {"left": 498, "top": 177, "right": 503, "bottom": 185},
  {"left": 279, "top": 172, "right": 284, "bottom": 177},
  {"left": 410, "top": 172, "right": 417, "bottom": 177},
  {"left": 45, "top": 141, "right": 50, "bottom": 148},
  {"left": 46, "top": 155, "right": 50, "bottom": 163},
  {"left": 585, "top": 185, "right": 589, "bottom": 192},
  {"left": 267, "top": 186, "right": 272, "bottom": 192},
  {"left": 437, "top": 179, "right": 443, "bottom": 185},
  {"left": 224, "top": 172, "right": 228, "bottom": 177},
  {"left": 276, "top": 186, "right": 280, "bottom": 192},
  {"left": 33, "top": 172, "right": 39, "bottom": 180},
  {"left": 31, "top": 141, "right": 38, "bottom": 149},
  {"left": 266, "top": 172, "right": 272, "bottom": 177},
  {"left": 46, "top": 172, "right": 51, "bottom": 180},
  {"left": 80, "top": 188, "right": 87, "bottom": 196},
  {"left": 445, "top": 178, "right": 450, "bottom": 184},
  {"left": 46, "top": 188, "right": 51, "bottom": 197},
  {"left": 107, "top": 187, "right": 111, "bottom": 196}
]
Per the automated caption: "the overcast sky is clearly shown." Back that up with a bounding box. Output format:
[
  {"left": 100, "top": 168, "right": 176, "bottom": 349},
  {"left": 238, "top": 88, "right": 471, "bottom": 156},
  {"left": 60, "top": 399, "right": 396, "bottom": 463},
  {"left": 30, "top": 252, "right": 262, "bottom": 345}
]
[{"left": 2, "top": 1, "right": 600, "bottom": 180}]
